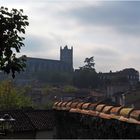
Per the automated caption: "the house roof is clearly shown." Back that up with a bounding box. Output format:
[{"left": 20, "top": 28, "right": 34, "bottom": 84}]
[
  {"left": 25, "top": 110, "right": 54, "bottom": 131},
  {"left": 0, "top": 109, "right": 54, "bottom": 132},
  {"left": 90, "top": 90, "right": 105, "bottom": 97},
  {"left": 53, "top": 100, "right": 140, "bottom": 125},
  {"left": 0, "top": 110, "right": 35, "bottom": 132}
]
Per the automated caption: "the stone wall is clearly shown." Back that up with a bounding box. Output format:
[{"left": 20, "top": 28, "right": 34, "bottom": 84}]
[{"left": 53, "top": 110, "right": 140, "bottom": 139}]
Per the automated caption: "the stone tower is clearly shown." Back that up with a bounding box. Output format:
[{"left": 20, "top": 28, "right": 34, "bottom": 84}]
[{"left": 60, "top": 45, "right": 73, "bottom": 70}]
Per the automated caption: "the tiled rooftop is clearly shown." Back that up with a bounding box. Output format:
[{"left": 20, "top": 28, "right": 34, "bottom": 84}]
[
  {"left": 25, "top": 110, "right": 54, "bottom": 131},
  {"left": 53, "top": 101, "right": 140, "bottom": 125},
  {"left": 0, "top": 109, "right": 54, "bottom": 132},
  {"left": 0, "top": 110, "right": 35, "bottom": 132}
]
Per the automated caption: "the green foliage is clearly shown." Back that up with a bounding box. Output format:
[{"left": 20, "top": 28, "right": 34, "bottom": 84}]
[
  {"left": 43, "top": 84, "right": 54, "bottom": 94},
  {"left": 44, "top": 102, "right": 54, "bottom": 110},
  {"left": 74, "top": 56, "right": 99, "bottom": 88},
  {"left": 74, "top": 70, "right": 98, "bottom": 88},
  {"left": 22, "top": 85, "right": 32, "bottom": 94},
  {"left": 80, "top": 56, "right": 95, "bottom": 71},
  {"left": 63, "top": 85, "right": 78, "bottom": 93},
  {"left": 33, "top": 71, "right": 73, "bottom": 85},
  {"left": 50, "top": 72, "right": 73, "bottom": 85},
  {"left": 0, "top": 80, "right": 32, "bottom": 110},
  {"left": 0, "top": 7, "right": 29, "bottom": 78}
]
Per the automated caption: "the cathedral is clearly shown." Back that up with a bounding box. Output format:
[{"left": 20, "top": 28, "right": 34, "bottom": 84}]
[
  {"left": 25, "top": 45, "right": 73, "bottom": 73},
  {"left": 0, "top": 46, "right": 73, "bottom": 84}
]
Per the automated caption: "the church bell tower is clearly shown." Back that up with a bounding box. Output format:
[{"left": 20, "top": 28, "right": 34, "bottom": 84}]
[{"left": 60, "top": 45, "right": 73, "bottom": 70}]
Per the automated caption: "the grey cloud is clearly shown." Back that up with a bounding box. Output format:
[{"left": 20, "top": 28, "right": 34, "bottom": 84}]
[
  {"left": 62, "top": 1, "right": 140, "bottom": 35},
  {"left": 93, "top": 48, "right": 121, "bottom": 58},
  {"left": 22, "top": 34, "right": 55, "bottom": 54},
  {"left": 2, "top": 0, "right": 45, "bottom": 5},
  {"left": 24, "top": 35, "right": 47, "bottom": 51},
  {"left": 22, "top": 34, "right": 66, "bottom": 59}
]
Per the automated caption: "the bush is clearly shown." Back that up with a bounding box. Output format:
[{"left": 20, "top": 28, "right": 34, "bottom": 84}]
[
  {"left": 0, "top": 80, "right": 33, "bottom": 110},
  {"left": 63, "top": 85, "right": 78, "bottom": 93}
]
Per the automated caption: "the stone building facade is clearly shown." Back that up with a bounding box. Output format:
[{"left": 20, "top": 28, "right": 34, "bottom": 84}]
[
  {"left": 25, "top": 45, "right": 73, "bottom": 73},
  {"left": 99, "top": 68, "right": 139, "bottom": 86},
  {"left": 0, "top": 46, "right": 73, "bottom": 86}
]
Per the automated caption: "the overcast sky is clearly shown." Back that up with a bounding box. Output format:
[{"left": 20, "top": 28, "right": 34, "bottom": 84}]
[{"left": 1, "top": 0, "right": 140, "bottom": 72}]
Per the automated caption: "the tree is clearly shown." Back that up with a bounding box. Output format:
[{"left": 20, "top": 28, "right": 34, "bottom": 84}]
[
  {"left": 63, "top": 85, "right": 78, "bottom": 93},
  {"left": 74, "top": 56, "right": 99, "bottom": 88},
  {"left": 0, "top": 80, "right": 32, "bottom": 110},
  {"left": 80, "top": 56, "right": 95, "bottom": 71},
  {"left": 0, "top": 7, "right": 29, "bottom": 78}
]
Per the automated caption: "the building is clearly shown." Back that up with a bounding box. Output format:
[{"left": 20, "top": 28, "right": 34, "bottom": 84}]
[
  {"left": 25, "top": 45, "right": 73, "bottom": 73},
  {"left": 53, "top": 100, "right": 140, "bottom": 139},
  {"left": 3, "top": 45, "right": 74, "bottom": 85},
  {"left": 113, "top": 90, "right": 140, "bottom": 109},
  {"left": 99, "top": 68, "right": 139, "bottom": 86},
  {"left": 98, "top": 68, "right": 139, "bottom": 96},
  {"left": 0, "top": 109, "right": 54, "bottom": 139}
]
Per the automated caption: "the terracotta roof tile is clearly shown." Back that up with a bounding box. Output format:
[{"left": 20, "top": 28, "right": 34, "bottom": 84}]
[
  {"left": 53, "top": 101, "right": 59, "bottom": 109},
  {"left": 70, "top": 102, "right": 79, "bottom": 108},
  {"left": 119, "top": 108, "right": 134, "bottom": 118},
  {"left": 56, "top": 102, "right": 63, "bottom": 110},
  {"left": 65, "top": 101, "right": 73, "bottom": 110},
  {"left": 69, "top": 108, "right": 81, "bottom": 113},
  {"left": 76, "top": 102, "right": 85, "bottom": 109},
  {"left": 99, "top": 113, "right": 111, "bottom": 119},
  {"left": 81, "top": 103, "right": 91, "bottom": 110},
  {"left": 95, "top": 104, "right": 106, "bottom": 112},
  {"left": 110, "top": 106, "right": 123, "bottom": 115},
  {"left": 102, "top": 106, "right": 114, "bottom": 114},
  {"left": 130, "top": 110, "right": 140, "bottom": 121},
  {"left": 88, "top": 103, "right": 98, "bottom": 110},
  {"left": 88, "top": 110, "right": 99, "bottom": 117},
  {"left": 61, "top": 102, "right": 68, "bottom": 110},
  {"left": 53, "top": 101, "right": 140, "bottom": 125}
]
